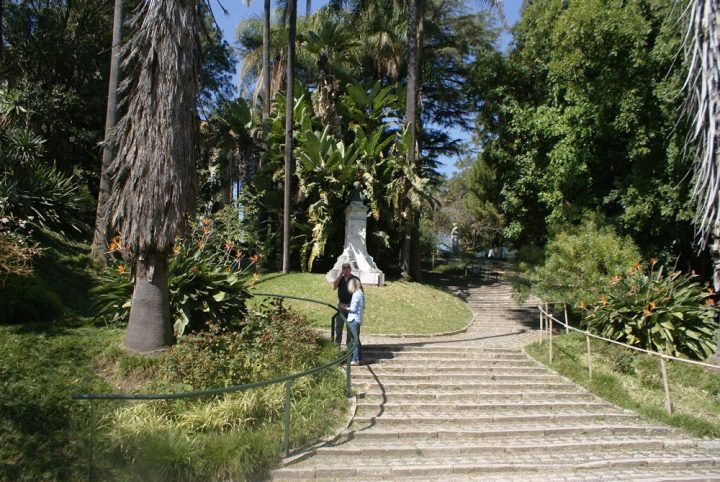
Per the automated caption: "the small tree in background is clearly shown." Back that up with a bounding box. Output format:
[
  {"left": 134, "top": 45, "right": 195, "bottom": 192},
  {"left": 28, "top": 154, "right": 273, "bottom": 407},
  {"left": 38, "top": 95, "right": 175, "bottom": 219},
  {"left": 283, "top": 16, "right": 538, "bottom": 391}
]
[{"left": 514, "top": 217, "right": 642, "bottom": 307}]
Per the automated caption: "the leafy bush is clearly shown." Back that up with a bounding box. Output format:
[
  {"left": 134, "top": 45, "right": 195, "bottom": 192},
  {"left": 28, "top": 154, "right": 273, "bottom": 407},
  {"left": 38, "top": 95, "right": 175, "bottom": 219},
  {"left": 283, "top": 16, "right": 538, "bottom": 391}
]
[
  {"left": 0, "top": 274, "right": 64, "bottom": 323},
  {"left": 104, "top": 303, "right": 345, "bottom": 481},
  {"left": 514, "top": 218, "right": 641, "bottom": 306},
  {"left": 583, "top": 262, "right": 717, "bottom": 360},
  {"left": 165, "top": 299, "right": 320, "bottom": 389},
  {"left": 93, "top": 217, "right": 256, "bottom": 336}
]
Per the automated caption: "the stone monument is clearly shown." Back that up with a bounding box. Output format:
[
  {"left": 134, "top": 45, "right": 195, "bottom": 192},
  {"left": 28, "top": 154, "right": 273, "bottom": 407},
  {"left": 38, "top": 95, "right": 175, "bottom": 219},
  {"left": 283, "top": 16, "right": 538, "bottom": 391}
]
[{"left": 326, "top": 183, "right": 385, "bottom": 286}]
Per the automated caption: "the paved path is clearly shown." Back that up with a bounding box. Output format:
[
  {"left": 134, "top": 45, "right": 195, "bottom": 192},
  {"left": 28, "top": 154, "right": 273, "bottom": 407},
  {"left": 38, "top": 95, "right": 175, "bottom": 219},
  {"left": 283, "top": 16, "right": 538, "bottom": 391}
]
[{"left": 272, "top": 273, "right": 720, "bottom": 481}]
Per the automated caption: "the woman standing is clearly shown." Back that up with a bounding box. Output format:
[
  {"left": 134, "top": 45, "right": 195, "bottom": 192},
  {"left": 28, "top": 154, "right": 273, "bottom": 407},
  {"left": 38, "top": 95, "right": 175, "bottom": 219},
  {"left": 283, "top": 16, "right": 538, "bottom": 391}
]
[{"left": 343, "top": 278, "right": 365, "bottom": 366}]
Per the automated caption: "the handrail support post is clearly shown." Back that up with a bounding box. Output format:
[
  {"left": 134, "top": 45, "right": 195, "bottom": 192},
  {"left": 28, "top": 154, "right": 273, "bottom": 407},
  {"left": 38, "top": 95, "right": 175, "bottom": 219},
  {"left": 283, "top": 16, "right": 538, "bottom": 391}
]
[
  {"left": 283, "top": 380, "right": 293, "bottom": 457},
  {"left": 585, "top": 332, "right": 593, "bottom": 382},
  {"left": 660, "top": 356, "right": 673, "bottom": 415}
]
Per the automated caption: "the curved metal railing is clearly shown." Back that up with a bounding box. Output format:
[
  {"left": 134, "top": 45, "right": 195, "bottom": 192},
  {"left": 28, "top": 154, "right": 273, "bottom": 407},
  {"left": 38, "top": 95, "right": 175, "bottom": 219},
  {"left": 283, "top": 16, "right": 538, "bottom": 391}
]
[{"left": 72, "top": 292, "right": 358, "bottom": 480}]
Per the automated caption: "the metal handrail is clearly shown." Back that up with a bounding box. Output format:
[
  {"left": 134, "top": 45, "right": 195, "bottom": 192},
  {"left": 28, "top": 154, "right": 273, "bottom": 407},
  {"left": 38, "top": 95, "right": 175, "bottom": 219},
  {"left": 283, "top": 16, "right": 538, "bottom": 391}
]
[
  {"left": 72, "top": 292, "right": 358, "bottom": 480},
  {"left": 537, "top": 303, "right": 720, "bottom": 415}
]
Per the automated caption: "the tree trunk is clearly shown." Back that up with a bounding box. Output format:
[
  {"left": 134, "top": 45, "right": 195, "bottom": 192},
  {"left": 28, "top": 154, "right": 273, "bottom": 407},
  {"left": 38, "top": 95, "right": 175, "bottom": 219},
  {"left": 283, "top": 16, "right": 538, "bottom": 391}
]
[
  {"left": 409, "top": 0, "right": 424, "bottom": 281},
  {"left": 402, "top": 0, "right": 418, "bottom": 280},
  {"left": 124, "top": 252, "right": 174, "bottom": 353},
  {"left": 90, "top": 0, "right": 123, "bottom": 267},
  {"left": 283, "top": 0, "right": 297, "bottom": 274},
  {"left": 306, "top": 0, "right": 311, "bottom": 15},
  {"left": 261, "top": 0, "right": 271, "bottom": 168},
  {"left": 0, "top": 0, "right": 4, "bottom": 66}
]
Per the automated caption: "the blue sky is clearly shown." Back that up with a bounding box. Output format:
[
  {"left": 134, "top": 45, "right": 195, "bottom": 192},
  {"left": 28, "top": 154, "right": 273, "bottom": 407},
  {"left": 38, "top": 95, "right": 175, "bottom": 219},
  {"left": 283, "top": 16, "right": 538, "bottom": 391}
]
[{"left": 211, "top": 0, "right": 524, "bottom": 176}]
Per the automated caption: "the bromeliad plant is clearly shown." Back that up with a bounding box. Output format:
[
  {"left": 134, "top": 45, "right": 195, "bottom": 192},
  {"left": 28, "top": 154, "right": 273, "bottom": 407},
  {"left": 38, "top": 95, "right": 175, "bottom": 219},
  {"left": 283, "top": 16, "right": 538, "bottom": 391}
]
[
  {"left": 583, "top": 261, "right": 717, "bottom": 360},
  {"left": 93, "top": 217, "right": 258, "bottom": 337}
]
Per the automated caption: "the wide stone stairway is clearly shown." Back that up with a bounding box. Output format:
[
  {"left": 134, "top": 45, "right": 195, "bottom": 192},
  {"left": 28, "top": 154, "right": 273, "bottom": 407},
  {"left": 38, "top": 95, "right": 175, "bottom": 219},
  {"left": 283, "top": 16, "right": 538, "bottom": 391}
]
[{"left": 271, "top": 273, "right": 720, "bottom": 481}]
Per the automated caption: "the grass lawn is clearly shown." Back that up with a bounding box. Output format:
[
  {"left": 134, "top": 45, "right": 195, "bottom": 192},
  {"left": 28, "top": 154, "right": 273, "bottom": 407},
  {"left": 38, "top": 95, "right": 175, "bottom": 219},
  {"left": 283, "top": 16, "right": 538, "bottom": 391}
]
[
  {"left": 526, "top": 332, "right": 720, "bottom": 438},
  {"left": 251, "top": 272, "right": 472, "bottom": 335}
]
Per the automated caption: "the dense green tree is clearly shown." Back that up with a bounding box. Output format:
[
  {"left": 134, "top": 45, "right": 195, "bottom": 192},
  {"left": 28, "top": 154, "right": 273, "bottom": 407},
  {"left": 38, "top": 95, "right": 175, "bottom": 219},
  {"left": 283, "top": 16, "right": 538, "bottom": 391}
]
[
  {"left": 2, "top": 0, "right": 114, "bottom": 176},
  {"left": 479, "top": 0, "right": 693, "bottom": 259}
]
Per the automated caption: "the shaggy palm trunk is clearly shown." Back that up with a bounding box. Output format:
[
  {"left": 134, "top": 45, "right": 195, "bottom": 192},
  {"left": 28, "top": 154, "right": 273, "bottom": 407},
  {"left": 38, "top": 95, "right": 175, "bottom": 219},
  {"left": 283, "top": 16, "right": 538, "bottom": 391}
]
[
  {"left": 107, "top": 0, "right": 200, "bottom": 353},
  {"left": 283, "top": 0, "right": 297, "bottom": 273},
  {"left": 91, "top": 0, "right": 124, "bottom": 267},
  {"left": 402, "top": 0, "right": 418, "bottom": 280},
  {"left": 125, "top": 253, "right": 174, "bottom": 352}
]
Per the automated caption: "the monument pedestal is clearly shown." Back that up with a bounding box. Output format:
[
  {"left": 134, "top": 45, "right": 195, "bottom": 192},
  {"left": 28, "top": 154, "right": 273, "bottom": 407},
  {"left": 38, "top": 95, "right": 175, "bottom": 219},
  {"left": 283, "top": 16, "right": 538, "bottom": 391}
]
[{"left": 326, "top": 189, "right": 385, "bottom": 286}]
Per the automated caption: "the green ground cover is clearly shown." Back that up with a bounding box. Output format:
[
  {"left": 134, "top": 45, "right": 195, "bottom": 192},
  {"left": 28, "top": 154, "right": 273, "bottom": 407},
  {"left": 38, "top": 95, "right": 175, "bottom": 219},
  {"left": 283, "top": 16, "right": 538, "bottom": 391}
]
[
  {"left": 0, "top": 241, "right": 350, "bottom": 481},
  {"left": 251, "top": 272, "right": 473, "bottom": 335},
  {"left": 526, "top": 332, "right": 720, "bottom": 438}
]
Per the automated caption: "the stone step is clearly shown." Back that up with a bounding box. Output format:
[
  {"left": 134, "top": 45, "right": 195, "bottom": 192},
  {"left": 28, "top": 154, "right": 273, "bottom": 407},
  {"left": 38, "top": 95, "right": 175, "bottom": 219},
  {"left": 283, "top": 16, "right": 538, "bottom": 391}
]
[
  {"left": 354, "top": 401, "right": 614, "bottom": 414},
  {"left": 349, "top": 412, "right": 639, "bottom": 428},
  {"left": 361, "top": 357, "right": 533, "bottom": 366},
  {"left": 364, "top": 346, "right": 523, "bottom": 354},
  {"left": 337, "top": 424, "right": 678, "bottom": 441},
  {"left": 354, "top": 365, "right": 548, "bottom": 374},
  {"left": 361, "top": 353, "right": 531, "bottom": 361},
  {"left": 315, "top": 437, "right": 702, "bottom": 456},
  {"left": 351, "top": 381, "right": 579, "bottom": 392},
  {"left": 384, "top": 468, "right": 720, "bottom": 482},
  {"left": 273, "top": 449, "right": 720, "bottom": 480},
  {"left": 350, "top": 373, "right": 562, "bottom": 382},
  {"left": 358, "top": 390, "right": 595, "bottom": 402}
]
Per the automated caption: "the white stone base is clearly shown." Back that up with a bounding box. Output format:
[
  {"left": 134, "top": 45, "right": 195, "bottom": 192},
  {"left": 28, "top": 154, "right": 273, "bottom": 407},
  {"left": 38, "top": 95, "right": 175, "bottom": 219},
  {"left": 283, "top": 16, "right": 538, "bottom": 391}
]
[{"left": 326, "top": 252, "right": 385, "bottom": 287}]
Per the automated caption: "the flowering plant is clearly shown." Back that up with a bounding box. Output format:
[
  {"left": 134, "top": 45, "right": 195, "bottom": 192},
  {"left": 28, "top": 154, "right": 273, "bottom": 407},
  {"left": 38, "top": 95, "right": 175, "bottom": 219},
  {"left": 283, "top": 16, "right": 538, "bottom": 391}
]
[
  {"left": 93, "top": 217, "right": 259, "bottom": 336},
  {"left": 583, "top": 260, "right": 717, "bottom": 360}
]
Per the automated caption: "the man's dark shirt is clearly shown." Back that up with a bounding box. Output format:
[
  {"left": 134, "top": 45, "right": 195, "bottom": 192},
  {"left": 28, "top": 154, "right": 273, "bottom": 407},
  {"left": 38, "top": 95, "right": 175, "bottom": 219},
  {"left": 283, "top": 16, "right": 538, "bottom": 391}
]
[{"left": 337, "top": 275, "right": 360, "bottom": 305}]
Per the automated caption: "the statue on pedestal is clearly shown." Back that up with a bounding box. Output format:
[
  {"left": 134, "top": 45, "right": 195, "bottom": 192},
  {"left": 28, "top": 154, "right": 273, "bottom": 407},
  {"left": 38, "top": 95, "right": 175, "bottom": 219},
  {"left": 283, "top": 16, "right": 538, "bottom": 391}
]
[{"left": 326, "top": 183, "right": 385, "bottom": 286}]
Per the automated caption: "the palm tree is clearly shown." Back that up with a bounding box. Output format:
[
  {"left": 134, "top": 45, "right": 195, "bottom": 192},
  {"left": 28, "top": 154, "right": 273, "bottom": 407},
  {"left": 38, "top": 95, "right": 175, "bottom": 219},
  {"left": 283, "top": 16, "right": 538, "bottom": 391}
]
[
  {"left": 263, "top": 0, "right": 272, "bottom": 152},
  {"left": 90, "top": 0, "right": 124, "bottom": 267},
  {"left": 283, "top": 0, "right": 297, "bottom": 273},
  {"left": 684, "top": 0, "right": 720, "bottom": 359},
  {"left": 241, "top": 0, "right": 272, "bottom": 162},
  {"left": 107, "top": 0, "right": 201, "bottom": 353},
  {"left": 303, "top": 19, "right": 357, "bottom": 136}
]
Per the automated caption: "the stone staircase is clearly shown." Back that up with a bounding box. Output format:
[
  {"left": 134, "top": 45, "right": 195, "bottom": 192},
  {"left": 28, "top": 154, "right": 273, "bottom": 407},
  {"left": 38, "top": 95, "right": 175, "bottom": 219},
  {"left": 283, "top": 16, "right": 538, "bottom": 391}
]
[{"left": 271, "top": 276, "right": 720, "bottom": 481}]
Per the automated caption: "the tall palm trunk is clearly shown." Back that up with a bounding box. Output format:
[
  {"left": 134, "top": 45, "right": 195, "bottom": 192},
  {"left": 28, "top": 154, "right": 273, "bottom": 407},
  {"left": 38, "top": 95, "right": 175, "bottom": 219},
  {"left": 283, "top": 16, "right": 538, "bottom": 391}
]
[
  {"left": 306, "top": 0, "right": 311, "bottom": 15},
  {"left": 262, "top": 0, "right": 271, "bottom": 167},
  {"left": 108, "top": 0, "right": 201, "bottom": 353},
  {"left": 90, "top": 0, "right": 124, "bottom": 267},
  {"left": 125, "top": 252, "right": 174, "bottom": 351},
  {"left": 283, "top": 0, "right": 297, "bottom": 273},
  {"left": 402, "top": 0, "right": 419, "bottom": 280},
  {"left": 409, "top": 0, "right": 425, "bottom": 281},
  {"left": 0, "top": 0, "right": 4, "bottom": 66}
]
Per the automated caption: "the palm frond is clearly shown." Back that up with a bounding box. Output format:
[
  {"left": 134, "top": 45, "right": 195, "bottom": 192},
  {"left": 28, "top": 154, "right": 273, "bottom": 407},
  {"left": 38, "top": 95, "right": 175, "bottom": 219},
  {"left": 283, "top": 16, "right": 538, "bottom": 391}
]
[{"left": 684, "top": 0, "right": 720, "bottom": 249}]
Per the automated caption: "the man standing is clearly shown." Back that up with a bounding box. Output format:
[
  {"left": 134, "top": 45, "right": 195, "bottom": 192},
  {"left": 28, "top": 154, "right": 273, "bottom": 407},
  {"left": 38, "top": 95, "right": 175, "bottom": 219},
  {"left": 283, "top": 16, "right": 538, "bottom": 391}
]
[{"left": 332, "top": 263, "right": 359, "bottom": 346}]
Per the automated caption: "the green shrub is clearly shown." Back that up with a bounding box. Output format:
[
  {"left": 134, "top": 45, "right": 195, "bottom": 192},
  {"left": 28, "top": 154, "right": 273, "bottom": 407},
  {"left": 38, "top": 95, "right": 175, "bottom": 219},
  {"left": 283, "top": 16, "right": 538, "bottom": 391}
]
[
  {"left": 583, "top": 262, "right": 717, "bottom": 360},
  {"left": 93, "top": 217, "right": 256, "bottom": 336},
  {"left": 164, "top": 300, "right": 320, "bottom": 389},
  {"left": 514, "top": 218, "right": 641, "bottom": 306},
  {"left": 103, "top": 303, "right": 346, "bottom": 481},
  {"left": 0, "top": 275, "right": 63, "bottom": 323}
]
